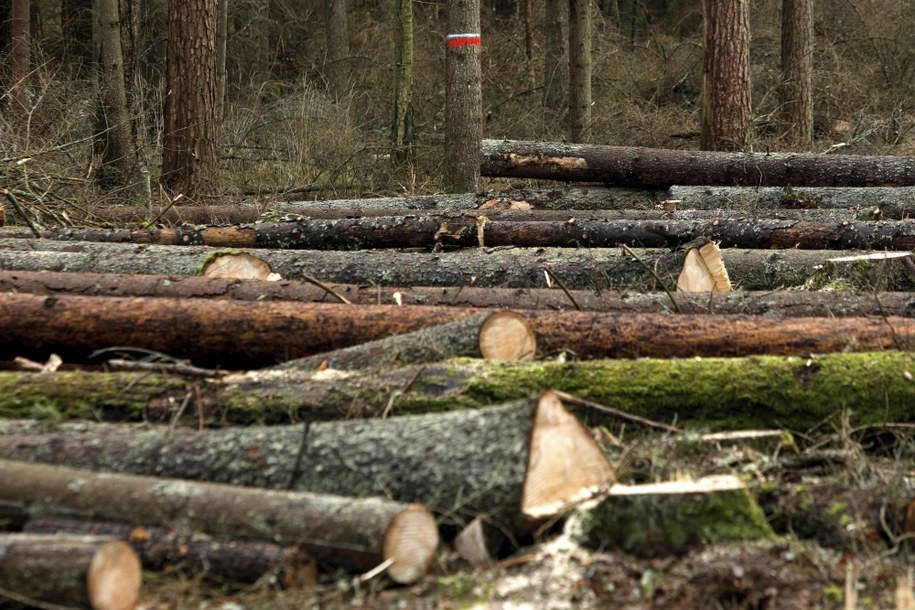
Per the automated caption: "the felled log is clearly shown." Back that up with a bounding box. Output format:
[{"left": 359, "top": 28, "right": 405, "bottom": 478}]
[
  {"left": 0, "top": 392, "right": 614, "bottom": 532},
  {"left": 24, "top": 517, "right": 315, "bottom": 585},
  {"left": 0, "top": 458, "right": 437, "bottom": 584},
  {"left": 275, "top": 311, "right": 536, "bottom": 372},
  {"left": 668, "top": 185, "right": 915, "bottom": 219},
  {"left": 3, "top": 351, "right": 915, "bottom": 437},
  {"left": 5, "top": 270, "right": 915, "bottom": 317},
  {"left": 0, "top": 238, "right": 882, "bottom": 291},
  {"left": 9, "top": 216, "right": 915, "bottom": 250},
  {"left": 0, "top": 534, "right": 141, "bottom": 610},
  {"left": 480, "top": 139, "right": 915, "bottom": 187},
  {"left": 568, "top": 476, "right": 774, "bottom": 557},
  {"left": 805, "top": 251, "right": 915, "bottom": 292},
  {"left": 3, "top": 290, "right": 914, "bottom": 366}
]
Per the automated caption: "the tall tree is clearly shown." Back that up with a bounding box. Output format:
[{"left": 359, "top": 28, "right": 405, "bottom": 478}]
[
  {"left": 391, "top": 0, "right": 414, "bottom": 164},
  {"left": 568, "top": 0, "right": 592, "bottom": 142},
  {"left": 62, "top": 0, "right": 92, "bottom": 75},
  {"left": 324, "top": 0, "right": 351, "bottom": 99},
  {"left": 780, "top": 0, "right": 813, "bottom": 148},
  {"left": 542, "top": 0, "right": 569, "bottom": 120},
  {"left": 443, "top": 0, "right": 482, "bottom": 192},
  {"left": 701, "top": 0, "right": 751, "bottom": 151},
  {"left": 160, "top": 0, "right": 219, "bottom": 200},
  {"left": 216, "top": 0, "right": 228, "bottom": 122},
  {"left": 94, "top": 0, "right": 138, "bottom": 187},
  {"left": 10, "top": 0, "right": 30, "bottom": 137}
]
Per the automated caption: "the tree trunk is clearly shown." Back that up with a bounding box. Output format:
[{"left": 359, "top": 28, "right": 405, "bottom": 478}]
[
  {"left": 324, "top": 0, "right": 351, "bottom": 99},
  {"left": 23, "top": 517, "right": 316, "bottom": 585},
  {"left": 444, "top": 0, "right": 483, "bottom": 192},
  {"left": 568, "top": 0, "right": 592, "bottom": 142},
  {"left": 160, "top": 0, "right": 219, "bottom": 200},
  {"left": 523, "top": 0, "right": 535, "bottom": 90},
  {"left": 480, "top": 139, "right": 915, "bottom": 187},
  {"left": 0, "top": 393, "right": 615, "bottom": 532},
  {"left": 10, "top": 0, "right": 30, "bottom": 137},
  {"left": 542, "top": 0, "right": 569, "bottom": 125},
  {"left": 780, "top": 0, "right": 813, "bottom": 148},
  {"left": 215, "top": 0, "right": 228, "bottom": 122},
  {"left": 13, "top": 216, "right": 915, "bottom": 251},
  {"left": 5, "top": 269, "right": 915, "bottom": 318},
  {"left": 0, "top": 534, "right": 141, "bottom": 610},
  {"left": 0, "top": 459, "right": 438, "bottom": 583},
  {"left": 0, "top": 238, "right": 890, "bottom": 291},
  {"left": 391, "top": 0, "right": 414, "bottom": 164},
  {"left": 94, "top": 0, "right": 138, "bottom": 188},
  {"left": 701, "top": 0, "right": 751, "bottom": 151},
  {"left": 3, "top": 351, "right": 914, "bottom": 431}
]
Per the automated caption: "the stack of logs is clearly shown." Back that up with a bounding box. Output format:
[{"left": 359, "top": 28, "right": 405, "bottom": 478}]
[{"left": 3, "top": 140, "right": 915, "bottom": 607}]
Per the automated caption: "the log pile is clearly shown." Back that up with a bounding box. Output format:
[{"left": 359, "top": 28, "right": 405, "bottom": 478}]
[{"left": 3, "top": 142, "right": 915, "bottom": 606}]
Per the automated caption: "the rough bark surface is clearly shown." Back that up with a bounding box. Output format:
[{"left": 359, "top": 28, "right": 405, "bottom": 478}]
[
  {"left": 9, "top": 0, "right": 30, "bottom": 135},
  {"left": 481, "top": 140, "right": 915, "bottom": 187},
  {"left": 701, "top": 0, "right": 751, "bottom": 151},
  {"left": 780, "top": 0, "right": 814, "bottom": 147},
  {"left": 568, "top": 0, "right": 592, "bottom": 142},
  {"left": 444, "top": 0, "right": 483, "bottom": 192},
  {"left": 542, "top": 0, "right": 569, "bottom": 118}
]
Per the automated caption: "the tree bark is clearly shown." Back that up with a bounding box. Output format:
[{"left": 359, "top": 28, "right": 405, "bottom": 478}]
[
  {"left": 13, "top": 216, "right": 915, "bottom": 251},
  {"left": 0, "top": 393, "right": 614, "bottom": 532},
  {"left": 5, "top": 269, "right": 915, "bottom": 318},
  {"left": 568, "top": 0, "right": 592, "bottom": 142},
  {"left": 480, "top": 139, "right": 915, "bottom": 187},
  {"left": 0, "top": 534, "right": 141, "bottom": 610},
  {"left": 780, "top": 0, "right": 813, "bottom": 148},
  {"left": 391, "top": 0, "right": 414, "bottom": 164},
  {"left": 0, "top": 458, "right": 438, "bottom": 583},
  {"left": 2, "top": 351, "right": 914, "bottom": 430},
  {"left": 701, "top": 0, "right": 751, "bottom": 151},
  {"left": 215, "top": 0, "right": 228, "bottom": 123},
  {"left": 0, "top": 238, "right": 892, "bottom": 291},
  {"left": 324, "top": 0, "right": 351, "bottom": 99},
  {"left": 542, "top": 0, "right": 569, "bottom": 124},
  {"left": 160, "top": 0, "right": 219, "bottom": 200},
  {"left": 444, "top": 0, "right": 483, "bottom": 192},
  {"left": 10, "top": 0, "right": 30, "bottom": 137},
  {"left": 23, "top": 517, "right": 316, "bottom": 585}
]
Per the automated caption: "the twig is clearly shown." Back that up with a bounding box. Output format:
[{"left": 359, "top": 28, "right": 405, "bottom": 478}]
[
  {"left": 541, "top": 266, "right": 581, "bottom": 311},
  {"left": 1, "top": 187, "right": 41, "bottom": 237},
  {"left": 382, "top": 366, "right": 425, "bottom": 418},
  {"left": 551, "top": 390, "right": 682, "bottom": 434},
  {"left": 620, "top": 243, "right": 682, "bottom": 314},
  {"left": 0, "top": 585, "right": 80, "bottom": 610},
  {"left": 300, "top": 272, "right": 352, "bottom": 304},
  {"left": 105, "top": 358, "right": 227, "bottom": 379}
]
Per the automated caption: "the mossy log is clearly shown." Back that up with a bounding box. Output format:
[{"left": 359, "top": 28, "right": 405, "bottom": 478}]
[
  {"left": 0, "top": 534, "right": 142, "bottom": 610},
  {"left": 568, "top": 476, "right": 774, "bottom": 558},
  {"left": 4, "top": 270, "right": 915, "bottom": 317},
  {"left": 24, "top": 516, "right": 316, "bottom": 585},
  {"left": 481, "top": 139, "right": 915, "bottom": 187},
  {"left": 0, "top": 458, "right": 438, "bottom": 584},
  {"left": 3, "top": 352, "right": 915, "bottom": 433},
  {"left": 9, "top": 216, "right": 915, "bottom": 251},
  {"left": 668, "top": 185, "right": 915, "bottom": 219},
  {"left": 3, "top": 292, "right": 914, "bottom": 366},
  {"left": 0, "top": 238, "right": 882, "bottom": 291},
  {"left": 0, "top": 392, "right": 614, "bottom": 532}
]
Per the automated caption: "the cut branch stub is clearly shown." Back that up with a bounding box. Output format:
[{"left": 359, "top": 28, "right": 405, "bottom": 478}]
[
  {"left": 200, "top": 252, "right": 279, "bottom": 280},
  {"left": 478, "top": 311, "right": 537, "bottom": 360},
  {"left": 522, "top": 390, "right": 615, "bottom": 520},
  {"left": 677, "top": 239, "right": 732, "bottom": 293}
]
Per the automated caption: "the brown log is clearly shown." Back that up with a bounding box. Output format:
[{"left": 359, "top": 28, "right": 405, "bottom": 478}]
[
  {"left": 0, "top": 392, "right": 614, "bottom": 533},
  {"left": 0, "top": 534, "right": 141, "bottom": 610},
  {"left": 0, "top": 238, "right": 879, "bottom": 291},
  {"left": 8, "top": 216, "right": 915, "bottom": 250},
  {"left": 275, "top": 311, "right": 536, "bottom": 372},
  {"left": 23, "top": 517, "right": 316, "bottom": 585},
  {"left": 4, "top": 270, "right": 915, "bottom": 317},
  {"left": 480, "top": 139, "right": 915, "bottom": 187},
  {"left": 0, "top": 458, "right": 438, "bottom": 584}
]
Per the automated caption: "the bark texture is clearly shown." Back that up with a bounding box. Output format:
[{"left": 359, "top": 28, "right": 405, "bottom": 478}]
[
  {"left": 542, "top": 0, "right": 569, "bottom": 118},
  {"left": 444, "top": 0, "right": 483, "bottom": 192},
  {"left": 391, "top": 0, "right": 414, "bottom": 163},
  {"left": 701, "top": 0, "right": 751, "bottom": 151},
  {"left": 10, "top": 0, "right": 30, "bottom": 134},
  {"left": 780, "top": 0, "right": 814, "bottom": 147},
  {"left": 481, "top": 140, "right": 915, "bottom": 187},
  {"left": 568, "top": 0, "right": 592, "bottom": 142}
]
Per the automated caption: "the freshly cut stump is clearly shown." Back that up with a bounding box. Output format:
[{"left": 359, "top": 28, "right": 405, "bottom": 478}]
[
  {"left": 478, "top": 310, "right": 537, "bottom": 360},
  {"left": 677, "top": 239, "right": 731, "bottom": 293}
]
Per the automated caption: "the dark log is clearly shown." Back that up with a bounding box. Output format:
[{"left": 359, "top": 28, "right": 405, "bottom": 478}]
[
  {"left": 0, "top": 238, "right": 882, "bottom": 291},
  {"left": 0, "top": 392, "right": 614, "bottom": 532},
  {"left": 8, "top": 216, "right": 915, "bottom": 250},
  {"left": 23, "top": 517, "right": 316, "bottom": 585},
  {"left": 668, "top": 185, "right": 915, "bottom": 219},
  {"left": 480, "top": 139, "right": 915, "bottom": 187},
  {"left": 0, "top": 534, "right": 141, "bottom": 610},
  {"left": 0, "top": 458, "right": 438, "bottom": 584},
  {"left": 275, "top": 311, "right": 536, "bottom": 372},
  {"left": 3, "top": 351, "right": 915, "bottom": 436},
  {"left": 4, "top": 270, "right": 915, "bottom": 317}
]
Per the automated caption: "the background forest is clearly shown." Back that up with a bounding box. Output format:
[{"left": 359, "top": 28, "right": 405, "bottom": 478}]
[{"left": 2, "top": 0, "right": 915, "bottom": 208}]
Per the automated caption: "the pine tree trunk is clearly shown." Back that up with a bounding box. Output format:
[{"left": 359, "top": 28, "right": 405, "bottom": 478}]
[
  {"left": 780, "top": 0, "right": 813, "bottom": 148},
  {"left": 10, "top": 0, "right": 30, "bottom": 137},
  {"left": 391, "top": 0, "right": 414, "bottom": 164},
  {"left": 542, "top": 0, "right": 569, "bottom": 123},
  {"left": 444, "top": 0, "right": 483, "bottom": 192},
  {"left": 324, "top": 0, "right": 351, "bottom": 98},
  {"left": 215, "top": 0, "right": 228, "bottom": 122},
  {"left": 568, "top": 0, "right": 592, "bottom": 142},
  {"left": 701, "top": 0, "right": 751, "bottom": 151}
]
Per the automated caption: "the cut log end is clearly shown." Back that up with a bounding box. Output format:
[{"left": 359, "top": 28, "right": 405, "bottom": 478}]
[
  {"left": 87, "top": 540, "right": 143, "bottom": 610},
  {"left": 200, "top": 252, "right": 278, "bottom": 280},
  {"left": 521, "top": 391, "right": 615, "bottom": 521},
  {"left": 677, "top": 240, "right": 732, "bottom": 293},
  {"left": 382, "top": 504, "right": 439, "bottom": 585},
  {"left": 478, "top": 311, "right": 537, "bottom": 360}
]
